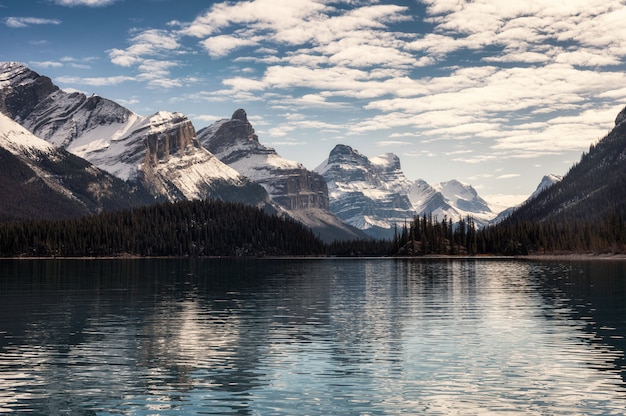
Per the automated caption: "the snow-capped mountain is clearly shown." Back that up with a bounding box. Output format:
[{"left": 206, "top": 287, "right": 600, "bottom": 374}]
[
  {"left": 317, "top": 144, "right": 498, "bottom": 239},
  {"left": 0, "top": 112, "right": 153, "bottom": 221},
  {"left": 409, "top": 179, "right": 494, "bottom": 226},
  {"left": 0, "top": 62, "right": 267, "bottom": 206},
  {"left": 491, "top": 174, "right": 563, "bottom": 223},
  {"left": 529, "top": 174, "right": 563, "bottom": 200},
  {"left": 197, "top": 110, "right": 364, "bottom": 242},
  {"left": 315, "top": 144, "right": 415, "bottom": 238}
]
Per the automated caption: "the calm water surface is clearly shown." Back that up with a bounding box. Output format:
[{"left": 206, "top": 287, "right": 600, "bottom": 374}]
[{"left": 0, "top": 258, "right": 625, "bottom": 415}]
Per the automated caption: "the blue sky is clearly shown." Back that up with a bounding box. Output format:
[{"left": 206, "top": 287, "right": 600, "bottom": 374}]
[{"left": 2, "top": 0, "right": 626, "bottom": 206}]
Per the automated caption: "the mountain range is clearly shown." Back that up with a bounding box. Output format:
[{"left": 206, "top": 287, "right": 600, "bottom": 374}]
[
  {"left": 316, "top": 144, "right": 499, "bottom": 238},
  {"left": 0, "top": 62, "right": 557, "bottom": 240}
]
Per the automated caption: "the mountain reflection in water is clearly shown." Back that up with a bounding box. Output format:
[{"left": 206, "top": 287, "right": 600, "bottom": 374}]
[{"left": 0, "top": 258, "right": 625, "bottom": 415}]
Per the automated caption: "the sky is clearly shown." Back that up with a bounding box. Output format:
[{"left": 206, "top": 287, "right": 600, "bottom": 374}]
[{"left": 2, "top": 0, "right": 626, "bottom": 207}]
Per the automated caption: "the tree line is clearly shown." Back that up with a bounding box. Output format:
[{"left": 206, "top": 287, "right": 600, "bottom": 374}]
[
  {"left": 477, "top": 210, "right": 626, "bottom": 255},
  {"left": 2, "top": 197, "right": 625, "bottom": 258},
  {"left": 0, "top": 199, "right": 326, "bottom": 257},
  {"left": 393, "top": 214, "right": 478, "bottom": 256}
]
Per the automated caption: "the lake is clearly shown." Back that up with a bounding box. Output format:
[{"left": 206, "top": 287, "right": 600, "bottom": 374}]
[{"left": 0, "top": 258, "right": 625, "bottom": 415}]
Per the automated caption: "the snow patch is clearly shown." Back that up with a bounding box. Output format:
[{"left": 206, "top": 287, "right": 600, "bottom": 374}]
[{"left": 0, "top": 113, "right": 57, "bottom": 156}]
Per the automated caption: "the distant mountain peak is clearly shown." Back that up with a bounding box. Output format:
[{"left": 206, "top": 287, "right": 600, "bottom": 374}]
[
  {"left": 615, "top": 106, "right": 626, "bottom": 126},
  {"left": 318, "top": 144, "right": 501, "bottom": 238},
  {"left": 231, "top": 108, "right": 248, "bottom": 122},
  {"left": 198, "top": 111, "right": 363, "bottom": 242},
  {"left": 324, "top": 144, "right": 370, "bottom": 171}
]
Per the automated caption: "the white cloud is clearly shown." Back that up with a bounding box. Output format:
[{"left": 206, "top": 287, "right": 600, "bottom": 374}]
[
  {"left": 93, "top": 0, "right": 626, "bottom": 192},
  {"left": 267, "top": 125, "right": 295, "bottom": 137},
  {"left": 108, "top": 29, "right": 181, "bottom": 67},
  {"left": 4, "top": 17, "right": 61, "bottom": 28},
  {"left": 56, "top": 75, "right": 135, "bottom": 86},
  {"left": 270, "top": 94, "right": 348, "bottom": 109},
  {"left": 30, "top": 61, "right": 63, "bottom": 68},
  {"left": 497, "top": 174, "right": 521, "bottom": 180},
  {"left": 52, "top": 0, "right": 117, "bottom": 6},
  {"left": 200, "top": 35, "right": 260, "bottom": 58},
  {"left": 377, "top": 140, "right": 411, "bottom": 147}
]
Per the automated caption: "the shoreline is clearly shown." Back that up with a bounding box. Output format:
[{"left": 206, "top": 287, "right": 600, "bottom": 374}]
[{"left": 3, "top": 253, "right": 626, "bottom": 261}]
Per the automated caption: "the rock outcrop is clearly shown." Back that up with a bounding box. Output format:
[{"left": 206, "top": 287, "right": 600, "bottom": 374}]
[
  {"left": 198, "top": 109, "right": 330, "bottom": 210},
  {"left": 198, "top": 110, "right": 363, "bottom": 241},
  {"left": 0, "top": 62, "right": 268, "bottom": 206}
]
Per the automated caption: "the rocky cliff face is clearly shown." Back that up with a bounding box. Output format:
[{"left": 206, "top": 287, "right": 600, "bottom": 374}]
[
  {"left": 198, "top": 109, "right": 330, "bottom": 210},
  {"left": 316, "top": 144, "right": 415, "bottom": 238},
  {"left": 317, "top": 144, "right": 499, "bottom": 238},
  {"left": 0, "top": 62, "right": 267, "bottom": 206},
  {"left": 198, "top": 110, "right": 363, "bottom": 241}
]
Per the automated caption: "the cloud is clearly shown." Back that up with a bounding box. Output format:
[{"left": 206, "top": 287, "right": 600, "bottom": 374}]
[
  {"left": 99, "top": 0, "right": 626, "bottom": 181},
  {"left": 30, "top": 61, "right": 64, "bottom": 69},
  {"left": 497, "top": 174, "right": 521, "bottom": 180},
  {"left": 411, "top": 0, "right": 626, "bottom": 68},
  {"left": 377, "top": 140, "right": 411, "bottom": 147},
  {"left": 108, "top": 29, "right": 181, "bottom": 67},
  {"left": 56, "top": 75, "right": 135, "bottom": 86},
  {"left": 3, "top": 17, "right": 61, "bottom": 28},
  {"left": 270, "top": 93, "right": 349, "bottom": 109},
  {"left": 51, "top": 0, "right": 117, "bottom": 6},
  {"left": 200, "top": 35, "right": 261, "bottom": 58}
]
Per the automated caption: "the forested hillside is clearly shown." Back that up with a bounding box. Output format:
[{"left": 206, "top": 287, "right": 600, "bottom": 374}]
[
  {"left": 0, "top": 199, "right": 325, "bottom": 257},
  {"left": 474, "top": 107, "right": 626, "bottom": 255}
]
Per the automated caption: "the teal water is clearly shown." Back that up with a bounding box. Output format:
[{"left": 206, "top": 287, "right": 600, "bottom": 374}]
[{"left": 0, "top": 258, "right": 625, "bottom": 415}]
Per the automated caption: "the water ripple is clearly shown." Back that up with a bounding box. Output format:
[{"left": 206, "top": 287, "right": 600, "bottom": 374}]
[{"left": 0, "top": 258, "right": 625, "bottom": 414}]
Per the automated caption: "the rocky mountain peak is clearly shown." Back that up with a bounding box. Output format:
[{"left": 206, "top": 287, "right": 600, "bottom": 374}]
[
  {"left": 196, "top": 109, "right": 369, "bottom": 241},
  {"left": 317, "top": 144, "right": 415, "bottom": 238},
  {"left": 0, "top": 63, "right": 58, "bottom": 122},
  {"left": 232, "top": 108, "right": 248, "bottom": 121},
  {"left": 198, "top": 108, "right": 261, "bottom": 164},
  {"left": 0, "top": 63, "right": 269, "bottom": 206},
  {"left": 327, "top": 144, "right": 369, "bottom": 167}
]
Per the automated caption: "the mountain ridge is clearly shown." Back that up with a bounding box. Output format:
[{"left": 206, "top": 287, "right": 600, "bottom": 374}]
[
  {"left": 0, "top": 112, "right": 154, "bottom": 221},
  {"left": 507, "top": 106, "right": 626, "bottom": 224},
  {"left": 316, "top": 144, "right": 501, "bottom": 239},
  {"left": 198, "top": 110, "right": 364, "bottom": 242},
  {"left": 0, "top": 63, "right": 363, "bottom": 241},
  {"left": 0, "top": 62, "right": 268, "bottom": 207}
]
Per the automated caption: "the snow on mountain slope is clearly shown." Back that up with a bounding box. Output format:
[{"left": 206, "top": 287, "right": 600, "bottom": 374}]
[
  {"left": 0, "top": 62, "right": 267, "bottom": 205},
  {"left": 0, "top": 112, "right": 153, "bottom": 220},
  {"left": 492, "top": 174, "right": 563, "bottom": 223},
  {"left": 316, "top": 145, "right": 415, "bottom": 238},
  {"left": 0, "top": 111, "right": 56, "bottom": 156},
  {"left": 529, "top": 174, "right": 563, "bottom": 200},
  {"left": 318, "top": 144, "right": 501, "bottom": 238},
  {"left": 198, "top": 109, "right": 364, "bottom": 242},
  {"left": 429, "top": 180, "right": 494, "bottom": 226}
]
